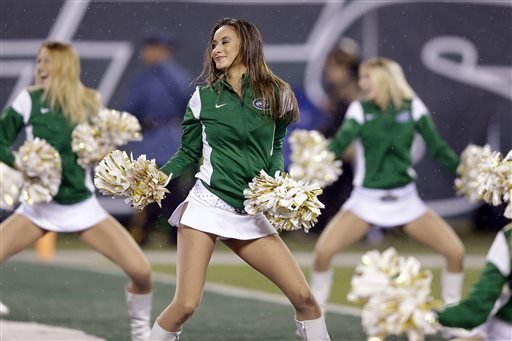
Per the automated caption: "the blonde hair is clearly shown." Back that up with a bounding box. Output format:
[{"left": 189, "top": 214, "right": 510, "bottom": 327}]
[
  {"left": 35, "top": 41, "right": 101, "bottom": 124},
  {"left": 360, "top": 57, "right": 415, "bottom": 110}
]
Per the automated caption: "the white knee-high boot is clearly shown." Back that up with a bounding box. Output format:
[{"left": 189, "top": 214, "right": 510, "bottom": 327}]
[
  {"left": 310, "top": 270, "right": 333, "bottom": 311},
  {"left": 148, "top": 321, "right": 182, "bottom": 341},
  {"left": 441, "top": 269, "right": 464, "bottom": 306},
  {"left": 126, "top": 289, "right": 152, "bottom": 341},
  {"left": 295, "top": 315, "right": 331, "bottom": 341},
  {"left": 0, "top": 301, "right": 9, "bottom": 316}
]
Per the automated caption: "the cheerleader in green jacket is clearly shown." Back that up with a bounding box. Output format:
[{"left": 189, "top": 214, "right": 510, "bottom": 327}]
[
  {"left": 311, "top": 57, "right": 466, "bottom": 313},
  {"left": 148, "top": 18, "right": 330, "bottom": 341},
  {"left": 0, "top": 42, "right": 152, "bottom": 341},
  {"left": 437, "top": 223, "right": 512, "bottom": 340}
]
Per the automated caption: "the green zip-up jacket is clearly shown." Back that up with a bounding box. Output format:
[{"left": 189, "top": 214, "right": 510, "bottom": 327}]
[
  {"left": 160, "top": 79, "right": 291, "bottom": 209},
  {"left": 329, "top": 98, "right": 460, "bottom": 189},
  {"left": 437, "top": 223, "right": 512, "bottom": 328},
  {"left": 0, "top": 88, "right": 92, "bottom": 204}
]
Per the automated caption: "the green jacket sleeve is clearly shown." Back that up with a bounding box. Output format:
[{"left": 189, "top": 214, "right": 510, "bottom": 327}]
[
  {"left": 415, "top": 115, "right": 460, "bottom": 173},
  {"left": 268, "top": 118, "right": 288, "bottom": 176},
  {"left": 328, "top": 118, "right": 361, "bottom": 160},
  {"left": 437, "top": 262, "right": 507, "bottom": 329},
  {"left": 159, "top": 106, "right": 202, "bottom": 179},
  {"left": 0, "top": 107, "right": 25, "bottom": 167}
]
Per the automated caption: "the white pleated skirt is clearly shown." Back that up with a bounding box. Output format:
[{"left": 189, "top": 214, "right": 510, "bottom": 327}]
[
  {"left": 15, "top": 195, "right": 109, "bottom": 232},
  {"left": 169, "top": 180, "right": 277, "bottom": 240},
  {"left": 342, "top": 183, "right": 428, "bottom": 227}
]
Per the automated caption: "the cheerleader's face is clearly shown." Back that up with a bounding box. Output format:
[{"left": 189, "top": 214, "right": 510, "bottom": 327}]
[
  {"left": 36, "top": 48, "right": 51, "bottom": 89},
  {"left": 359, "top": 68, "right": 377, "bottom": 100},
  {"left": 212, "top": 25, "right": 241, "bottom": 71}
]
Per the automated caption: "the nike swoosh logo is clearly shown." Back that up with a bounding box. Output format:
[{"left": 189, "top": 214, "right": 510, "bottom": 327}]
[
  {"left": 41, "top": 108, "right": 50, "bottom": 114},
  {"left": 215, "top": 103, "right": 227, "bottom": 109}
]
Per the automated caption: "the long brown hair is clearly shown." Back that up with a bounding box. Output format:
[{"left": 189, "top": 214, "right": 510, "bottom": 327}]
[
  {"left": 360, "top": 57, "right": 415, "bottom": 110},
  {"left": 35, "top": 41, "right": 101, "bottom": 124},
  {"left": 197, "top": 18, "right": 299, "bottom": 122}
]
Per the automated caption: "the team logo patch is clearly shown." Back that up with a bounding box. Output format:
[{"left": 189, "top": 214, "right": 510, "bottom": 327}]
[
  {"left": 365, "top": 113, "right": 375, "bottom": 121},
  {"left": 395, "top": 111, "right": 411, "bottom": 123},
  {"left": 252, "top": 98, "right": 270, "bottom": 111}
]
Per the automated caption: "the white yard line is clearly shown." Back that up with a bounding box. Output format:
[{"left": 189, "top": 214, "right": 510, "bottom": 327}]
[
  {"left": 0, "top": 320, "right": 105, "bottom": 341},
  {"left": 12, "top": 250, "right": 487, "bottom": 268}
]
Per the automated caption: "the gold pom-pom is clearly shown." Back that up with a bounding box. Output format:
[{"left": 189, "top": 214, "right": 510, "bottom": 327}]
[
  {"left": 94, "top": 150, "right": 170, "bottom": 210},
  {"left": 71, "top": 123, "right": 100, "bottom": 168},
  {"left": 288, "top": 130, "right": 342, "bottom": 187},
  {"left": 0, "top": 162, "right": 23, "bottom": 210},
  {"left": 456, "top": 145, "right": 512, "bottom": 218},
  {"left": 95, "top": 109, "right": 142, "bottom": 147},
  {"left": 127, "top": 154, "right": 170, "bottom": 209},
  {"left": 501, "top": 150, "right": 512, "bottom": 218},
  {"left": 455, "top": 144, "right": 493, "bottom": 202},
  {"left": 14, "top": 138, "right": 62, "bottom": 205},
  {"left": 72, "top": 108, "right": 142, "bottom": 168},
  {"left": 349, "top": 248, "right": 442, "bottom": 339},
  {"left": 94, "top": 150, "right": 132, "bottom": 198},
  {"left": 243, "top": 170, "right": 324, "bottom": 232}
]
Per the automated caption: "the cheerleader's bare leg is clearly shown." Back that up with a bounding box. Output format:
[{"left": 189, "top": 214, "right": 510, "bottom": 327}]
[
  {"left": 80, "top": 215, "right": 153, "bottom": 341},
  {"left": 0, "top": 214, "right": 46, "bottom": 316},
  {"left": 149, "top": 224, "right": 217, "bottom": 340},
  {"left": 312, "top": 210, "right": 370, "bottom": 310},
  {"left": 0, "top": 214, "right": 45, "bottom": 262},
  {"left": 223, "top": 234, "right": 330, "bottom": 341},
  {"left": 404, "top": 209, "right": 465, "bottom": 305}
]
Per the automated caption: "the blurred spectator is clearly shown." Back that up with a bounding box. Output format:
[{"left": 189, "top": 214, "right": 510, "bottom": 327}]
[
  {"left": 122, "top": 33, "right": 193, "bottom": 163},
  {"left": 321, "top": 38, "right": 361, "bottom": 136},
  {"left": 314, "top": 38, "right": 362, "bottom": 233},
  {"left": 282, "top": 87, "right": 327, "bottom": 169},
  {"left": 121, "top": 33, "right": 194, "bottom": 245}
]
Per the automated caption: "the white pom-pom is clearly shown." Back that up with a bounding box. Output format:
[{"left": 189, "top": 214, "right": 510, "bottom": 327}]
[
  {"left": 95, "top": 109, "right": 142, "bottom": 147},
  {"left": 288, "top": 130, "right": 342, "bottom": 187},
  {"left": 71, "top": 123, "right": 100, "bottom": 168},
  {"left": 349, "top": 248, "right": 442, "bottom": 340},
  {"left": 94, "top": 150, "right": 132, "bottom": 198},
  {"left": 71, "top": 108, "right": 142, "bottom": 168},
  {"left": 127, "top": 154, "right": 170, "bottom": 210},
  {"left": 94, "top": 150, "right": 170, "bottom": 210},
  {"left": 456, "top": 145, "right": 512, "bottom": 218},
  {"left": 0, "top": 162, "right": 23, "bottom": 210},
  {"left": 243, "top": 170, "right": 324, "bottom": 232},
  {"left": 14, "top": 138, "right": 62, "bottom": 205}
]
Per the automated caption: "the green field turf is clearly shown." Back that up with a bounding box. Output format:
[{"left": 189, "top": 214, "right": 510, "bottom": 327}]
[
  {"left": 1, "top": 261, "right": 362, "bottom": 340},
  {"left": 1, "top": 260, "right": 477, "bottom": 340},
  {"left": 152, "top": 264, "right": 481, "bottom": 308}
]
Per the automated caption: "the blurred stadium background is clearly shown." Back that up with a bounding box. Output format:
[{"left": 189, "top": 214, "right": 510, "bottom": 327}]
[{"left": 1, "top": 0, "right": 511, "bottom": 340}]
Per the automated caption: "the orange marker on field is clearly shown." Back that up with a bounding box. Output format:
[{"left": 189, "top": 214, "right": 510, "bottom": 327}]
[{"left": 35, "top": 232, "right": 57, "bottom": 262}]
